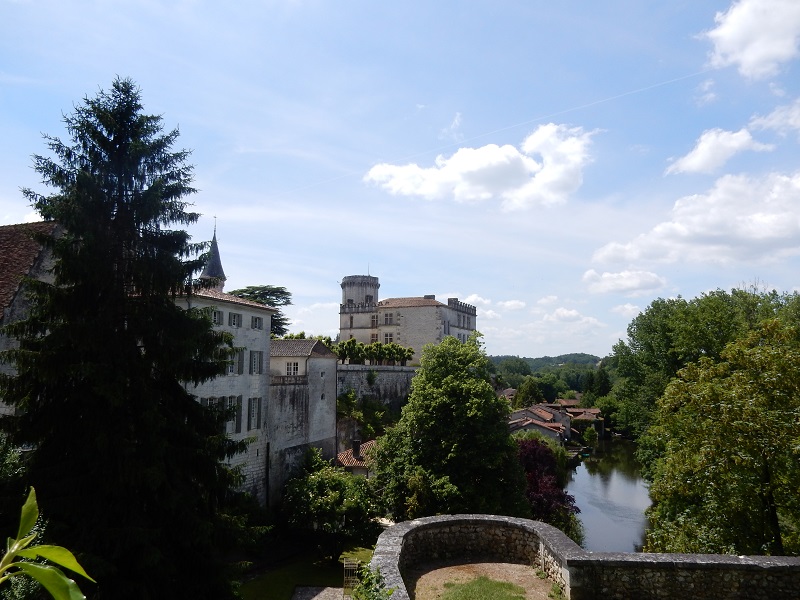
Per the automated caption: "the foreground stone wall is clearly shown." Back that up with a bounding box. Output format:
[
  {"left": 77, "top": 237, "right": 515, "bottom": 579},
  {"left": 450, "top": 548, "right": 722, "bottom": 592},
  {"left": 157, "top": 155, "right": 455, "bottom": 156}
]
[{"left": 370, "top": 514, "right": 800, "bottom": 600}]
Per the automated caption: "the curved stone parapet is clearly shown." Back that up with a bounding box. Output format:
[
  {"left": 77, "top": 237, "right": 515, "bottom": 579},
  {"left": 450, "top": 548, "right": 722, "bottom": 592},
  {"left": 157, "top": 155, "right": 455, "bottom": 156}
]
[{"left": 369, "top": 514, "right": 800, "bottom": 600}]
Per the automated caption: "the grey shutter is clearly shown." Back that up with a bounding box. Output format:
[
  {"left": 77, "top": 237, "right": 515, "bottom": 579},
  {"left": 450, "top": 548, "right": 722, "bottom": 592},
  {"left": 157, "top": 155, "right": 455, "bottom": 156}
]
[
  {"left": 200, "top": 397, "right": 208, "bottom": 408},
  {"left": 256, "top": 397, "right": 262, "bottom": 429},
  {"left": 235, "top": 396, "right": 243, "bottom": 433},
  {"left": 237, "top": 350, "right": 244, "bottom": 375},
  {"left": 249, "top": 351, "right": 254, "bottom": 375}
]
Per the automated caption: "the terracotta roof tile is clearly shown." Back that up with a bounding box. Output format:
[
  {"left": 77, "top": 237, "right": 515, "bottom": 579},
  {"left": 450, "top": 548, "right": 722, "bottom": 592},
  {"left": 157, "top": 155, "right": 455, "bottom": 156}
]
[
  {"left": 194, "top": 288, "right": 277, "bottom": 312},
  {"left": 336, "top": 439, "right": 376, "bottom": 468},
  {"left": 0, "top": 222, "right": 56, "bottom": 315}
]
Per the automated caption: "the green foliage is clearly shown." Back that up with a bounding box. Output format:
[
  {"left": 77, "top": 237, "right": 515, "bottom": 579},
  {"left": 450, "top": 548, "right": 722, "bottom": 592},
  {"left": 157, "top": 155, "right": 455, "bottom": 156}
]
[
  {"left": 282, "top": 449, "right": 383, "bottom": 558},
  {"left": 0, "top": 78, "right": 245, "bottom": 598},
  {"left": 582, "top": 426, "right": 598, "bottom": 448},
  {"left": 0, "top": 489, "right": 94, "bottom": 600},
  {"left": 644, "top": 320, "right": 800, "bottom": 555},
  {"left": 334, "top": 340, "right": 413, "bottom": 366},
  {"left": 610, "top": 288, "right": 796, "bottom": 437},
  {"left": 514, "top": 376, "right": 545, "bottom": 407},
  {"left": 351, "top": 565, "right": 394, "bottom": 600},
  {"left": 336, "top": 391, "right": 392, "bottom": 440},
  {"left": 440, "top": 576, "right": 524, "bottom": 600},
  {"left": 228, "top": 285, "right": 292, "bottom": 336},
  {"left": 373, "top": 334, "right": 527, "bottom": 520}
]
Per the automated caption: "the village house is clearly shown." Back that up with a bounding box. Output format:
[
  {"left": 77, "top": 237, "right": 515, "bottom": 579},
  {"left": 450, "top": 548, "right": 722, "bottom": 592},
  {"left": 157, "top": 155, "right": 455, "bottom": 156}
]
[
  {"left": 509, "top": 404, "right": 572, "bottom": 443},
  {"left": 339, "top": 274, "right": 477, "bottom": 365},
  {"left": 335, "top": 438, "right": 377, "bottom": 478}
]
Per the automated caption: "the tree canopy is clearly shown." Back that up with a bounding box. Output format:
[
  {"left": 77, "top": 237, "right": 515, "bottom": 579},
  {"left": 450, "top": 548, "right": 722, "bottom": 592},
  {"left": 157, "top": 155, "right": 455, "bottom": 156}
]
[
  {"left": 228, "top": 284, "right": 292, "bottom": 336},
  {"left": 644, "top": 319, "right": 800, "bottom": 555},
  {"left": 0, "top": 78, "right": 243, "bottom": 599},
  {"left": 372, "top": 334, "right": 527, "bottom": 520}
]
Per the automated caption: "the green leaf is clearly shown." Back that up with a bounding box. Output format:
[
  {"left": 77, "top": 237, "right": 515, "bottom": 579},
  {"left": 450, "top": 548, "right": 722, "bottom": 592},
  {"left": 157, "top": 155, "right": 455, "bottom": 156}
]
[
  {"left": 16, "top": 546, "right": 95, "bottom": 582},
  {"left": 16, "top": 488, "right": 39, "bottom": 540},
  {"left": 13, "top": 562, "right": 86, "bottom": 600}
]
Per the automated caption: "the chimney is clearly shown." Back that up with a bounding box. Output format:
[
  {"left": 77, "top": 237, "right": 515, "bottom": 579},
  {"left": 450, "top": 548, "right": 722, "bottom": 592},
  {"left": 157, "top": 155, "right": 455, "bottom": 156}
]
[{"left": 352, "top": 439, "right": 361, "bottom": 458}]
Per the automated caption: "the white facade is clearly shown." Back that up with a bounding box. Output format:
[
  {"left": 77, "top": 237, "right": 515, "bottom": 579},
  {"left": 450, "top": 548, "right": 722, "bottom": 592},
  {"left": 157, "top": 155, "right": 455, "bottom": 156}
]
[
  {"left": 268, "top": 339, "right": 338, "bottom": 506},
  {"left": 179, "top": 289, "right": 276, "bottom": 505},
  {"left": 339, "top": 275, "right": 477, "bottom": 365}
]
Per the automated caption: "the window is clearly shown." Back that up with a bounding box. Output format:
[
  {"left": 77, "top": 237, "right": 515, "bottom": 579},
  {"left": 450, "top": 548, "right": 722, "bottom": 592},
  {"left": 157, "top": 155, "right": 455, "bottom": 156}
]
[
  {"left": 228, "top": 350, "right": 244, "bottom": 375},
  {"left": 365, "top": 295, "right": 373, "bottom": 304},
  {"left": 349, "top": 315, "right": 354, "bottom": 328},
  {"left": 251, "top": 315, "right": 263, "bottom": 330},
  {"left": 370, "top": 333, "right": 378, "bottom": 344},
  {"left": 371, "top": 314, "right": 378, "bottom": 328},
  {"left": 249, "top": 350, "right": 263, "bottom": 375},
  {"left": 384, "top": 312, "right": 393, "bottom": 325},
  {"left": 457, "top": 314, "right": 462, "bottom": 327},
  {"left": 286, "top": 362, "right": 299, "bottom": 376},
  {"left": 247, "top": 397, "right": 262, "bottom": 431},
  {"left": 228, "top": 312, "right": 242, "bottom": 328},
  {"left": 211, "top": 310, "right": 223, "bottom": 326},
  {"left": 384, "top": 333, "right": 393, "bottom": 344},
  {"left": 226, "top": 396, "right": 236, "bottom": 432}
]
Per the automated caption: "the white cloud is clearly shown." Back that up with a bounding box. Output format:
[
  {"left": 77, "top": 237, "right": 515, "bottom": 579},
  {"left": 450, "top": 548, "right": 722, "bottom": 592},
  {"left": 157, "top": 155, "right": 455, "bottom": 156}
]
[
  {"left": 582, "top": 270, "right": 666, "bottom": 296},
  {"left": 497, "top": 300, "right": 526, "bottom": 310},
  {"left": 704, "top": 0, "right": 800, "bottom": 80},
  {"left": 537, "top": 295, "right": 558, "bottom": 305},
  {"left": 666, "top": 128, "right": 773, "bottom": 174},
  {"left": 541, "top": 307, "right": 603, "bottom": 329},
  {"left": 479, "top": 309, "right": 502, "bottom": 320},
  {"left": 695, "top": 79, "right": 717, "bottom": 106},
  {"left": 593, "top": 171, "right": 800, "bottom": 265},
  {"left": 464, "top": 293, "right": 491, "bottom": 306},
  {"left": 439, "top": 112, "right": 463, "bottom": 141},
  {"left": 750, "top": 97, "right": 800, "bottom": 136},
  {"left": 612, "top": 303, "right": 642, "bottom": 319},
  {"left": 364, "top": 123, "right": 596, "bottom": 211}
]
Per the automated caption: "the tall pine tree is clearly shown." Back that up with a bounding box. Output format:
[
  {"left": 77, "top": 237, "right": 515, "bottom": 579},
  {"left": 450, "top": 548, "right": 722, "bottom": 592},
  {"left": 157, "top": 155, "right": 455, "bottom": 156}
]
[{"left": 0, "top": 78, "right": 243, "bottom": 599}]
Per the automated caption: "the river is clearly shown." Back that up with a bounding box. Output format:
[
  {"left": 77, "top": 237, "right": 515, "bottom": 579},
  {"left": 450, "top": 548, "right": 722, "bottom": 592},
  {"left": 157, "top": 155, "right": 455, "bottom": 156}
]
[{"left": 565, "top": 438, "right": 651, "bottom": 553}]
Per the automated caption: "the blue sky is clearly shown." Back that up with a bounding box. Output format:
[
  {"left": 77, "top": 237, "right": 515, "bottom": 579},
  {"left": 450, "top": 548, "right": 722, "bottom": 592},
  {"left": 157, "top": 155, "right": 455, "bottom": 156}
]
[{"left": 2, "top": 0, "right": 800, "bottom": 358}]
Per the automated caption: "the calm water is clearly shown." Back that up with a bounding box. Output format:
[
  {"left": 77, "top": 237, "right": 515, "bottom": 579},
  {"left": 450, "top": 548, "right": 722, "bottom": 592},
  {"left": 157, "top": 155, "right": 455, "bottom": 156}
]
[{"left": 566, "top": 438, "right": 651, "bottom": 552}]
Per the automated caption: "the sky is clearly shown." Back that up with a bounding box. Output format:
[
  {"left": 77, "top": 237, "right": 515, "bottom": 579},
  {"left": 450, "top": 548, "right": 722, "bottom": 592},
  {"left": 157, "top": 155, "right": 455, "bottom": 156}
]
[{"left": 2, "top": 0, "right": 800, "bottom": 359}]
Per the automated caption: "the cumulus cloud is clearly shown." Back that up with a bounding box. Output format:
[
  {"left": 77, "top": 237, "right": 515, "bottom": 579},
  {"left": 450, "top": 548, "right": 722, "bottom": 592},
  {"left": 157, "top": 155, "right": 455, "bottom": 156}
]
[
  {"left": 750, "top": 97, "right": 800, "bottom": 136},
  {"left": 612, "top": 303, "right": 642, "bottom": 319},
  {"left": 537, "top": 295, "right": 558, "bottom": 305},
  {"left": 666, "top": 128, "right": 773, "bottom": 174},
  {"left": 364, "top": 123, "right": 596, "bottom": 211},
  {"left": 593, "top": 171, "right": 800, "bottom": 265},
  {"left": 497, "top": 300, "right": 526, "bottom": 310},
  {"left": 464, "top": 293, "right": 491, "bottom": 306},
  {"left": 704, "top": 0, "right": 800, "bottom": 80},
  {"left": 582, "top": 270, "right": 666, "bottom": 296},
  {"left": 542, "top": 307, "right": 603, "bottom": 329},
  {"left": 479, "top": 309, "right": 502, "bottom": 320}
]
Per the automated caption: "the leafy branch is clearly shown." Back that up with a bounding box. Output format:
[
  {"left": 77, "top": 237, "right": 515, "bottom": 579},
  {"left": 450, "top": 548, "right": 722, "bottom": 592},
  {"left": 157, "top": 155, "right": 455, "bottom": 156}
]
[{"left": 0, "top": 488, "right": 95, "bottom": 600}]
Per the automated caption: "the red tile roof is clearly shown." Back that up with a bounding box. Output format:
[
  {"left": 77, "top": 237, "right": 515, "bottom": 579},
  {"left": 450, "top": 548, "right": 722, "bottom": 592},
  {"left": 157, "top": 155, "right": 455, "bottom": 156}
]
[
  {"left": 194, "top": 288, "right": 277, "bottom": 312},
  {"left": 0, "top": 222, "right": 56, "bottom": 315},
  {"left": 336, "top": 439, "right": 377, "bottom": 468}
]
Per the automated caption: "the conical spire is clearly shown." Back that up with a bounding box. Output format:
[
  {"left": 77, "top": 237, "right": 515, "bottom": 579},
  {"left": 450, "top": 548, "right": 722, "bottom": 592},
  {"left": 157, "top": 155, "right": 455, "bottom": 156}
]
[{"left": 200, "top": 227, "right": 226, "bottom": 291}]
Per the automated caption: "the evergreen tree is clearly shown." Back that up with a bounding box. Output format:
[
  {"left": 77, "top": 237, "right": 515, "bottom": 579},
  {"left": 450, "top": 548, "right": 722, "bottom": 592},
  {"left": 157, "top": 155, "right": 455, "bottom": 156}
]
[
  {"left": 0, "top": 78, "right": 243, "bottom": 599},
  {"left": 227, "top": 285, "right": 291, "bottom": 336}
]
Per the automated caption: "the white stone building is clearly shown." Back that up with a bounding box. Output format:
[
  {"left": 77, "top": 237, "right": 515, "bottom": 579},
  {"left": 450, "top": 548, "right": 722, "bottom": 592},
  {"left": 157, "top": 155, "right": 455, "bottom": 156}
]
[
  {"left": 339, "top": 275, "right": 477, "bottom": 365},
  {"left": 268, "top": 338, "right": 338, "bottom": 506}
]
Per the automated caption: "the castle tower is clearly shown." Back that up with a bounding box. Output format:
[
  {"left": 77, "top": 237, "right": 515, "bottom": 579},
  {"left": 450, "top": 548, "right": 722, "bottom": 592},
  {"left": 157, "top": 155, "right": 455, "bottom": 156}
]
[
  {"left": 200, "top": 229, "right": 226, "bottom": 292},
  {"left": 339, "top": 275, "right": 380, "bottom": 343},
  {"left": 340, "top": 275, "right": 380, "bottom": 306}
]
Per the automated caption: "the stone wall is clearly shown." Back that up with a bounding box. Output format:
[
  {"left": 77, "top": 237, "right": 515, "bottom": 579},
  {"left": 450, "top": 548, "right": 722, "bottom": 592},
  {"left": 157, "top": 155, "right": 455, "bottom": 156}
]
[
  {"left": 336, "top": 364, "right": 415, "bottom": 414},
  {"left": 370, "top": 514, "right": 800, "bottom": 600}
]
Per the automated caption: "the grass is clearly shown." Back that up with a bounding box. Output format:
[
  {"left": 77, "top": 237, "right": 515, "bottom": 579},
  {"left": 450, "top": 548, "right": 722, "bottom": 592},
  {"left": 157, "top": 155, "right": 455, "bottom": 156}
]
[
  {"left": 240, "top": 546, "right": 373, "bottom": 600},
  {"left": 439, "top": 576, "right": 526, "bottom": 600}
]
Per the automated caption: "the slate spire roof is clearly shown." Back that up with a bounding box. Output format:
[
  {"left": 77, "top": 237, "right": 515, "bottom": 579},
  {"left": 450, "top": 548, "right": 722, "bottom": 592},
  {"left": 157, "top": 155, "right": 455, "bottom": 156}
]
[{"left": 200, "top": 229, "right": 226, "bottom": 291}]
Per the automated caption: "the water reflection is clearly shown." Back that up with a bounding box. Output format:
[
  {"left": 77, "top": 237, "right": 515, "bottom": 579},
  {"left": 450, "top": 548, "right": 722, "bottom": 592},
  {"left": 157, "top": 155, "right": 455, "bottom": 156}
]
[{"left": 566, "top": 438, "right": 651, "bottom": 553}]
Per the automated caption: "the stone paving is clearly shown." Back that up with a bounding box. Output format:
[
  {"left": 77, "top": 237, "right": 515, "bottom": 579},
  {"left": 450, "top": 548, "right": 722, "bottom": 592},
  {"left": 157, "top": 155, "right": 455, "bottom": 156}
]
[{"left": 290, "top": 586, "right": 343, "bottom": 600}]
